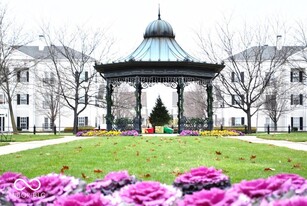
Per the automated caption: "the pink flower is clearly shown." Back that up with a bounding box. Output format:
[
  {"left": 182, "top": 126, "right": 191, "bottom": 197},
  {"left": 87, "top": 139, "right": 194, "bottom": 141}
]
[
  {"left": 269, "top": 174, "right": 307, "bottom": 194},
  {"left": 177, "top": 188, "right": 251, "bottom": 206},
  {"left": 231, "top": 177, "right": 289, "bottom": 199},
  {"left": 174, "top": 166, "right": 229, "bottom": 184},
  {"left": 117, "top": 181, "right": 181, "bottom": 206},
  {"left": 269, "top": 196, "right": 307, "bottom": 206},
  {"left": 54, "top": 193, "right": 114, "bottom": 206},
  {"left": 173, "top": 166, "right": 231, "bottom": 195},
  {"left": 87, "top": 171, "right": 137, "bottom": 195}
]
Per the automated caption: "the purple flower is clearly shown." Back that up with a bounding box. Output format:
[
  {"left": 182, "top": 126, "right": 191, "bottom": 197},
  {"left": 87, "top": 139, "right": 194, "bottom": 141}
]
[
  {"left": 76, "top": 131, "right": 85, "bottom": 136},
  {"left": 179, "top": 130, "right": 199, "bottom": 136},
  {"left": 6, "top": 173, "right": 85, "bottom": 205},
  {"left": 266, "top": 196, "right": 307, "bottom": 206},
  {"left": 87, "top": 171, "right": 137, "bottom": 195},
  {"left": 54, "top": 193, "right": 115, "bottom": 206},
  {"left": 116, "top": 181, "right": 181, "bottom": 206},
  {"left": 173, "top": 166, "right": 231, "bottom": 195},
  {"left": 177, "top": 188, "right": 251, "bottom": 206},
  {"left": 121, "top": 130, "right": 139, "bottom": 136},
  {"left": 231, "top": 177, "right": 289, "bottom": 199},
  {"left": 269, "top": 173, "right": 307, "bottom": 194},
  {"left": 0, "top": 172, "right": 26, "bottom": 195}
]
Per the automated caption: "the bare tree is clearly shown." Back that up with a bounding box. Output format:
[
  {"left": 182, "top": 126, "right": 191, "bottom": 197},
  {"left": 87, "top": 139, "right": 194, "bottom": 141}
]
[
  {"left": 260, "top": 70, "right": 295, "bottom": 131},
  {"left": 112, "top": 84, "right": 135, "bottom": 119},
  {"left": 184, "top": 84, "right": 207, "bottom": 118},
  {"left": 197, "top": 18, "right": 297, "bottom": 133},
  {"left": 0, "top": 4, "right": 30, "bottom": 133},
  {"left": 41, "top": 25, "right": 113, "bottom": 134}
]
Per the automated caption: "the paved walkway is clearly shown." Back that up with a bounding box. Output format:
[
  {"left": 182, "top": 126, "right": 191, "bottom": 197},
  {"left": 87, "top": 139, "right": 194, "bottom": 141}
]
[
  {"left": 0, "top": 136, "right": 95, "bottom": 156},
  {"left": 0, "top": 135, "right": 306, "bottom": 156},
  {"left": 226, "top": 136, "right": 307, "bottom": 152}
]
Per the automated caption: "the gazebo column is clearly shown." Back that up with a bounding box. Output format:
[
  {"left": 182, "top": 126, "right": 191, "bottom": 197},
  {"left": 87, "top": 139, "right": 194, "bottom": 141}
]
[
  {"left": 206, "top": 83, "right": 213, "bottom": 130},
  {"left": 134, "top": 77, "right": 142, "bottom": 133},
  {"left": 177, "top": 78, "right": 185, "bottom": 133},
  {"left": 106, "top": 80, "right": 114, "bottom": 131}
]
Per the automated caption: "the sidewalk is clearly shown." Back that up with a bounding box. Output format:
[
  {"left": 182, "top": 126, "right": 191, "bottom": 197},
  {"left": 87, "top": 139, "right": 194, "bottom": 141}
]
[
  {"left": 0, "top": 135, "right": 306, "bottom": 156},
  {"left": 226, "top": 136, "right": 307, "bottom": 152},
  {"left": 0, "top": 136, "right": 95, "bottom": 156}
]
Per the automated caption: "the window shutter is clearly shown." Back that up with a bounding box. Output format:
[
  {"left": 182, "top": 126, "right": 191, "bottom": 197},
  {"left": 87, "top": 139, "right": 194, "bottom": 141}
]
[
  {"left": 26, "top": 117, "right": 29, "bottom": 130},
  {"left": 241, "top": 95, "right": 244, "bottom": 105},
  {"left": 17, "top": 71, "right": 20, "bottom": 82},
  {"left": 241, "top": 117, "right": 245, "bottom": 125},
  {"left": 85, "top": 117, "right": 88, "bottom": 126},
  {"left": 85, "top": 71, "right": 88, "bottom": 82},
  {"left": 299, "top": 71, "right": 303, "bottom": 82},
  {"left": 27, "top": 94, "right": 29, "bottom": 105},
  {"left": 231, "top": 72, "right": 235, "bottom": 82},
  {"left": 300, "top": 94, "right": 303, "bottom": 105},
  {"left": 291, "top": 117, "right": 293, "bottom": 128},
  {"left": 26, "top": 71, "right": 29, "bottom": 82},
  {"left": 240, "top": 72, "right": 244, "bottom": 83},
  {"left": 17, "top": 117, "right": 20, "bottom": 128},
  {"left": 290, "top": 94, "right": 293, "bottom": 105},
  {"left": 290, "top": 71, "right": 293, "bottom": 82},
  {"left": 300, "top": 117, "right": 303, "bottom": 130},
  {"left": 231, "top": 117, "right": 235, "bottom": 126},
  {"left": 17, "top": 94, "right": 20, "bottom": 105},
  {"left": 232, "top": 95, "right": 235, "bottom": 105}
]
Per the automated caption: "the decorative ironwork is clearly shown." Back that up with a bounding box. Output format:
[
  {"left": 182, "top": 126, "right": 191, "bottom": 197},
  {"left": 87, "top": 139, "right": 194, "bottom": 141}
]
[
  {"left": 177, "top": 77, "right": 185, "bottom": 133},
  {"left": 106, "top": 80, "right": 114, "bottom": 131},
  {"left": 134, "top": 77, "right": 142, "bottom": 133},
  {"left": 108, "top": 76, "right": 211, "bottom": 87},
  {"left": 206, "top": 84, "right": 213, "bottom": 130}
]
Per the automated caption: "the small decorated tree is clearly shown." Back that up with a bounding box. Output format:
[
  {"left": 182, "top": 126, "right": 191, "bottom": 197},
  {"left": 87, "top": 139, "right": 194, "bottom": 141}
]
[{"left": 149, "top": 96, "right": 172, "bottom": 128}]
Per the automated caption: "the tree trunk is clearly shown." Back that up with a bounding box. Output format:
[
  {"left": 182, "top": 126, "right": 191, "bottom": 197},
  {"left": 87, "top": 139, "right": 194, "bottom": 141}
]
[
  {"left": 73, "top": 109, "right": 78, "bottom": 134},
  {"left": 8, "top": 95, "right": 17, "bottom": 133},
  {"left": 274, "top": 121, "right": 278, "bottom": 131},
  {"left": 246, "top": 109, "right": 252, "bottom": 134}
]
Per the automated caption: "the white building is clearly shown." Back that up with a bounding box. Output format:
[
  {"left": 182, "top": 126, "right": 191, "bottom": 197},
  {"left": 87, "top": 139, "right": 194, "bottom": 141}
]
[
  {"left": 0, "top": 45, "right": 105, "bottom": 132},
  {"left": 214, "top": 46, "right": 307, "bottom": 132}
]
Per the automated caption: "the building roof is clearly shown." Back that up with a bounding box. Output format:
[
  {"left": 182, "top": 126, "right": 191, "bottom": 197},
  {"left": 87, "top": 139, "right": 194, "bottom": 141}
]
[
  {"left": 117, "top": 14, "right": 198, "bottom": 62},
  {"left": 15, "top": 45, "right": 95, "bottom": 61},
  {"left": 231, "top": 46, "right": 305, "bottom": 61}
]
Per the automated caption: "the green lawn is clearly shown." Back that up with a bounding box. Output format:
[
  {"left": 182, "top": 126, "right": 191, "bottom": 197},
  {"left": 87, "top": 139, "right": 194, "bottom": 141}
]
[
  {"left": 0, "top": 136, "right": 306, "bottom": 185},
  {"left": 0, "top": 142, "right": 9, "bottom": 146},
  {"left": 256, "top": 132, "right": 307, "bottom": 142},
  {"left": 0, "top": 134, "right": 67, "bottom": 142}
]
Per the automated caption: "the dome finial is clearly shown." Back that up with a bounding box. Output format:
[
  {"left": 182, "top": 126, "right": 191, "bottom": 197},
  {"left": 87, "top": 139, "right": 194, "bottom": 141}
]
[{"left": 158, "top": 4, "right": 161, "bottom": 20}]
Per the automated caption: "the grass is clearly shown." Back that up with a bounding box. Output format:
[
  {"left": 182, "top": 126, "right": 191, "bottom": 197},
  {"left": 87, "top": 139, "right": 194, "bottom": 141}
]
[
  {"left": 0, "top": 136, "right": 306, "bottom": 185},
  {"left": 256, "top": 132, "right": 307, "bottom": 142},
  {"left": 0, "top": 142, "right": 9, "bottom": 146},
  {"left": 0, "top": 134, "right": 67, "bottom": 142}
]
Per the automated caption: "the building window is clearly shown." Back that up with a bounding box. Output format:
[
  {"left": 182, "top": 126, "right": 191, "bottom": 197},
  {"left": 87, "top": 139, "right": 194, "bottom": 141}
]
[
  {"left": 17, "top": 94, "right": 29, "bottom": 105},
  {"left": 265, "top": 72, "right": 275, "bottom": 86},
  {"left": 0, "top": 94, "right": 5, "bottom": 104},
  {"left": 17, "top": 117, "right": 29, "bottom": 130},
  {"left": 78, "top": 116, "right": 88, "bottom": 127},
  {"left": 43, "top": 72, "right": 55, "bottom": 85},
  {"left": 291, "top": 117, "right": 303, "bottom": 130},
  {"left": 291, "top": 94, "right": 303, "bottom": 105},
  {"left": 232, "top": 95, "right": 243, "bottom": 105},
  {"left": 16, "top": 69, "right": 29, "bottom": 82},
  {"left": 290, "top": 69, "right": 303, "bottom": 82},
  {"left": 80, "top": 71, "right": 89, "bottom": 82},
  {"left": 231, "top": 117, "right": 245, "bottom": 126},
  {"left": 265, "top": 94, "right": 277, "bottom": 109},
  {"left": 231, "top": 72, "right": 244, "bottom": 83}
]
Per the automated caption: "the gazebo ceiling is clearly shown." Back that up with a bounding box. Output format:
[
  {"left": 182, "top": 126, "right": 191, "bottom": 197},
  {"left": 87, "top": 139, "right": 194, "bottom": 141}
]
[{"left": 95, "top": 13, "right": 224, "bottom": 81}]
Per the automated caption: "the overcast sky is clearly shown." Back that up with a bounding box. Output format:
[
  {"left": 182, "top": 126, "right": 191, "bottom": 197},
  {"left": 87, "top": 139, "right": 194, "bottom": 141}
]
[{"left": 3, "top": 0, "right": 307, "bottom": 59}]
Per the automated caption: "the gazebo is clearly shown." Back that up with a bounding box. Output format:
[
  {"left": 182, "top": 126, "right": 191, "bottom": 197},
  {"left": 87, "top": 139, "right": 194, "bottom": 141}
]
[{"left": 95, "top": 12, "right": 224, "bottom": 133}]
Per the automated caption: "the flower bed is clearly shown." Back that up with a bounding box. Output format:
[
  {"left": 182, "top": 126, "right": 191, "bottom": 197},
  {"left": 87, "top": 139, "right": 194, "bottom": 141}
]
[
  {"left": 179, "top": 130, "right": 243, "bottom": 137},
  {"left": 0, "top": 166, "right": 306, "bottom": 205}
]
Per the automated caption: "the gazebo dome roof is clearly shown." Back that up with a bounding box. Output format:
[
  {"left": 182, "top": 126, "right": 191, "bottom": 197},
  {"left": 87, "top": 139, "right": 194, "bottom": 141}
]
[{"left": 144, "top": 17, "right": 175, "bottom": 38}]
